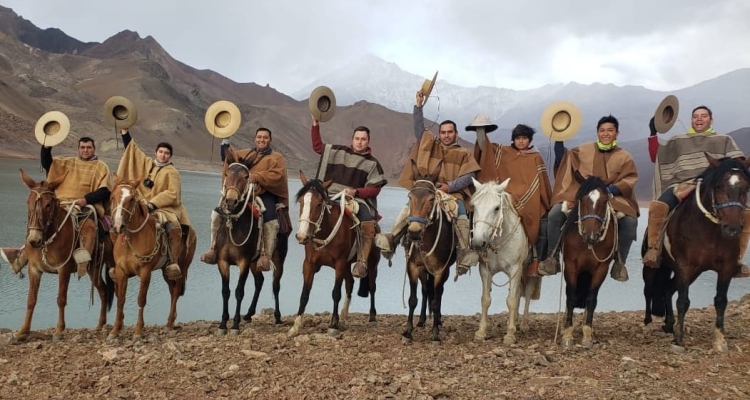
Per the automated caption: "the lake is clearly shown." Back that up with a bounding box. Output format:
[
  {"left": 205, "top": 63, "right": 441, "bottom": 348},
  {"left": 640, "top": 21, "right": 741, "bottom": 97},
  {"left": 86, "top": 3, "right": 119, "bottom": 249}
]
[{"left": 1, "top": 157, "right": 748, "bottom": 330}]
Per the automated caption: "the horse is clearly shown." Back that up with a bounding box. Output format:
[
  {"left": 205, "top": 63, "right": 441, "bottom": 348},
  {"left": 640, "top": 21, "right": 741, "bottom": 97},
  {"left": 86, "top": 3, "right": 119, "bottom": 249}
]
[
  {"left": 469, "top": 177, "right": 542, "bottom": 344},
  {"left": 643, "top": 154, "right": 750, "bottom": 352},
  {"left": 288, "top": 171, "right": 379, "bottom": 337},
  {"left": 14, "top": 168, "right": 114, "bottom": 341},
  {"left": 213, "top": 150, "right": 287, "bottom": 334},
  {"left": 108, "top": 174, "right": 197, "bottom": 340},
  {"left": 559, "top": 172, "right": 618, "bottom": 349},
  {"left": 401, "top": 162, "right": 456, "bottom": 343}
]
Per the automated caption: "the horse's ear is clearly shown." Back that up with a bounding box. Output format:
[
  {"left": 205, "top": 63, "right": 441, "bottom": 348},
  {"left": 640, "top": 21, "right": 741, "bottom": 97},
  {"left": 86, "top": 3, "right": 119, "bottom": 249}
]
[
  {"left": 471, "top": 177, "right": 483, "bottom": 191},
  {"left": 322, "top": 179, "right": 334, "bottom": 190},
  {"left": 19, "top": 168, "right": 37, "bottom": 189},
  {"left": 705, "top": 151, "right": 720, "bottom": 167},
  {"left": 573, "top": 170, "right": 586, "bottom": 184},
  {"left": 111, "top": 172, "right": 122, "bottom": 186},
  {"left": 47, "top": 170, "right": 68, "bottom": 191},
  {"left": 127, "top": 178, "right": 142, "bottom": 188},
  {"left": 427, "top": 160, "right": 443, "bottom": 183},
  {"left": 497, "top": 177, "right": 510, "bottom": 192},
  {"left": 299, "top": 170, "right": 308, "bottom": 185}
]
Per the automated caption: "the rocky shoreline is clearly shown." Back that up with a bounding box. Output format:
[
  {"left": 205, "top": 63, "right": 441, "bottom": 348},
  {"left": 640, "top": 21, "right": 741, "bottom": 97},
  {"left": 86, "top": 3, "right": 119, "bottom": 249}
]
[{"left": 2, "top": 296, "right": 750, "bottom": 399}]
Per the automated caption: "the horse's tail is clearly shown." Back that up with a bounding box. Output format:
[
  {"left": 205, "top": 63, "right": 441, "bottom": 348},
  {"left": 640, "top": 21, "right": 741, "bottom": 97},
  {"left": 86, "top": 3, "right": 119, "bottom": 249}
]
[
  {"left": 574, "top": 272, "right": 592, "bottom": 309},
  {"left": 521, "top": 275, "right": 542, "bottom": 300},
  {"left": 104, "top": 267, "right": 115, "bottom": 311},
  {"left": 357, "top": 276, "right": 370, "bottom": 298},
  {"left": 647, "top": 267, "right": 672, "bottom": 317},
  {"left": 277, "top": 230, "right": 289, "bottom": 263}
]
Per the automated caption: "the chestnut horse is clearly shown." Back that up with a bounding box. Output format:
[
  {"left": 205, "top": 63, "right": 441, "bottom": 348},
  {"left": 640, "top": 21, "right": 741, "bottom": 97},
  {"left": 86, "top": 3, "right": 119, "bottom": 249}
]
[
  {"left": 288, "top": 171, "right": 379, "bottom": 337},
  {"left": 14, "top": 169, "right": 114, "bottom": 341},
  {"left": 213, "top": 151, "right": 287, "bottom": 334},
  {"left": 401, "top": 162, "right": 456, "bottom": 343},
  {"left": 643, "top": 154, "right": 750, "bottom": 352},
  {"left": 560, "top": 172, "right": 618, "bottom": 349},
  {"left": 108, "top": 174, "right": 196, "bottom": 340}
]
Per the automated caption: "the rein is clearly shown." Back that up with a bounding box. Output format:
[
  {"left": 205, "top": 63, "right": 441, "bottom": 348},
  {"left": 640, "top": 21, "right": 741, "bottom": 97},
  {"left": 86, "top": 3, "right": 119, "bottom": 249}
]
[
  {"left": 695, "top": 177, "right": 747, "bottom": 225},
  {"left": 473, "top": 192, "right": 522, "bottom": 254},
  {"left": 28, "top": 188, "right": 79, "bottom": 270},
  {"left": 576, "top": 195, "right": 618, "bottom": 262},
  {"left": 111, "top": 184, "right": 163, "bottom": 263},
  {"left": 220, "top": 164, "right": 257, "bottom": 247},
  {"left": 405, "top": 180, "right": 453, "bottom": 275}
]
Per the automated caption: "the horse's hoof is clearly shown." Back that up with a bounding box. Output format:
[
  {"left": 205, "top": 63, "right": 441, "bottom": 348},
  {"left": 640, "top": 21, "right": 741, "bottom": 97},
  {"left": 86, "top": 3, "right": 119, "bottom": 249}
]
[
  {"left": 242, "top": 314, "right": 252, "bottom": 322},
  {"left": 520, "top": 324, "right": 530, "bottom": 334},
  {"left": 217, "top": 328, "right": 227, "bottom": 336},
  {"left": 10, "top": 335, "right": 26, "bottom": 345},
  {"left": 474, "top": 332, "right": 487, "bottom": 341},
  {"left": 401, "top": 335, "right": 412, "bottom": 344},
  {"left": 503, "top": 335, "right": 516, "bottom": 345},
  {"left": 581, "top": 340, "right": 594, "bottom": 349},
  {"left": 132, "top": 335, "right": 143, "bottom": 342},
  {"left": 287, "top": 329, "right": 299, "bottom": 338},
  {"left": 431, "top": 339, "right": 442, "bottom": 346},
  {"left": 561, "top": 337, "right": 574, "bottom": 349},
  {"left": 713, "top": 342, "right": 728, "bottom": 353},
  {"left": 670, "top": 344, "right": 686, "bottom": 353},
  {"left": 229, "top": 329, "right": 240, "bottom": 336},
  {"left": 369, "top": 321, "right": 378, "bottom": 328},
  {"left": 106, "top": 334, "right": 119, "bottom": 343},
  {"left": 52, "top": 334, "right": 63, "bottom": 342},
  {"left": 327, "top": 328, "right": 340, "bottom": 338}
]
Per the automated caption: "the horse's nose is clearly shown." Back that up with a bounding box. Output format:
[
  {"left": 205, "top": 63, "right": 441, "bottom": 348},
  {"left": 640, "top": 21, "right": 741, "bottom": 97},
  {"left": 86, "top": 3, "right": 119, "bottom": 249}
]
[
  {"left": 471, "top": 237, "right": 485, "bottom": 248},
  {"left": 722, "top": 224, "right": 741, "bottom": 238},
  {"left": 27, "top": 230, "right": 42, "bottom": 248},
  {"left": 584, "top": 233, "right": 600, "bottom": 245},
  {"left": 295, "top": 231, "right": 308, "bottom": 244}
]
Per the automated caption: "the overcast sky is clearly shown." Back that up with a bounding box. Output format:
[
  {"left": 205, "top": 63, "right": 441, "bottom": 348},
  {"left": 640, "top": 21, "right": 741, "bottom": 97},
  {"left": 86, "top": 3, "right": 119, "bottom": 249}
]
[{"left": 4, "top": 0, "right": 749, "bottom": 94}]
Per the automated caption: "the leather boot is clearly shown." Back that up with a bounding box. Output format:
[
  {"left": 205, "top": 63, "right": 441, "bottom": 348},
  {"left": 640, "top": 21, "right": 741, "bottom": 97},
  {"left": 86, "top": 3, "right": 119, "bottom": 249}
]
[
  {"left": 199, "top": 210, "right": 222, "bottom": 265},
  {"left": 455, "top": 215, "right": 479, "bottom": 276},
  {"left": 353, "top": 221, "right": 377, "bottom": 278},
  {"left": 1, "top": 246, "right": 27, "bottom": 275},
  {"left": 74, "top": 220, "right": 97, "bottom": 278},
  {"left": 526, "top": 258, "right": 540, "bottom": 277},
  {"left": 165, "top": 225, "right": 183, "bottom": 280},
  {"left": 375, "top": 205, "right": 409, "bottom": 265},
  {"left": 735, "top": 209, "right": 750, "bottom": 278},
  {"left": 643, "top": 201, "right": 670, "bottom": 268},
  {"left": 257, "top": 220, "right": 279, "bottom": 272}
]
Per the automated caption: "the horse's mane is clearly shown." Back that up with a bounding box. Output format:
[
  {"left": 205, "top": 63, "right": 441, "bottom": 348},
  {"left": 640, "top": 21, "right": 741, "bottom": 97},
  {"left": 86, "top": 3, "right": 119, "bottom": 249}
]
[
  {"left": 696, "top": 157, "right": 750, "bottom": 191},
  {"left": 471, "top": 181, "right": 514, "bottom": 209},
  {"left": 295, "top": 179, "right": 329, "bottom": 202},
  {"left": 574, "top": 175, "right": 607, "bottom": 202}
]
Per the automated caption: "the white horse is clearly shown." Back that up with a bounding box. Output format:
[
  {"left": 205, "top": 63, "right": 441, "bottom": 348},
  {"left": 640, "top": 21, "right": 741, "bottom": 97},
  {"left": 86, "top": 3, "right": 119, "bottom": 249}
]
[{"left": 470, "top": 177, "right": 542, "bottom": 344}]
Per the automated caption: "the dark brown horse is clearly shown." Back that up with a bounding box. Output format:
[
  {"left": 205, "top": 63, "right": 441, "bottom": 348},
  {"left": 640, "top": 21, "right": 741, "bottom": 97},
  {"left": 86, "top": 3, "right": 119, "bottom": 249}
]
[
  {"left": 643, "top": 154, "right": 750, "bottom": 352},
  {"left": 287, "top": 171, "right": 379, "bottom": 337},
  {"left": 213, "top": 150, "right": 287, "bottom": 334},
  {"left": 108, "top": 174, "right": 196, "bottom": 340},
  {"left": 560, "top": 172, "right": 618, "bottom": 349},
  {"left": 401, "top": 162, "right": 456, "bottom": 343},
  {"left": 15, "top": 168, "right": 114, "bottom": 341}
]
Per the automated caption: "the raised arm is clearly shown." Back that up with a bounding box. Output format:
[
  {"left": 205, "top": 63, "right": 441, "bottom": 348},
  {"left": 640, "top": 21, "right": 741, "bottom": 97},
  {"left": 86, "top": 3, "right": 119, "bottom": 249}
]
[
  {"left": 41, "top": 146, "right": 53, "bottom": 175},
  {"left": 311, "top": 116, "right": 325, "bottom": 155},
  {"left": 647, "top": 117, "right": 659, "bottom": 163},
  {"left": 413, "top": 91, "right": 426, "bottom": 140}
]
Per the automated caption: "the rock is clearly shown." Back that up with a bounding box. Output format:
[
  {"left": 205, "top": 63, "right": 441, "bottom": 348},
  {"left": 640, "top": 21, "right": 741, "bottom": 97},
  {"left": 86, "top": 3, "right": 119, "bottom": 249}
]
[
  {"left": 228, "top": 364, "right": 240, "bottom": 372},
  {"left": 241, "top": 350, "right": 269, "bottom": 359}
]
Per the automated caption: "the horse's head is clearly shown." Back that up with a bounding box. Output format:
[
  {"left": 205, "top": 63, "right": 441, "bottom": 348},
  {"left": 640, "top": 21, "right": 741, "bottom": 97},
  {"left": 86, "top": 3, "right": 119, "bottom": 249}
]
[
  {"left": 406, "top": 160, "right": 442, "bottom": 241},
  {"left": 700, "top": 153, "right": 750, "bottom": 237},
  {"left": 469, "top": 177, "right": 512, "bottom": 248},
  {"left": 221, "top": 148, "right": 253, "bottom": 211},
  {"left": 573, "top": 171, "right": 612, "bottom": 245},
  {"left": 110, "top": 172, "right": 147, "bottom": 235},
  {"left": 295, "top": 170, "right": 332, "bottom": 244},
  {"left": 20, "top": 168, "right": 66, "bottom": 247}
]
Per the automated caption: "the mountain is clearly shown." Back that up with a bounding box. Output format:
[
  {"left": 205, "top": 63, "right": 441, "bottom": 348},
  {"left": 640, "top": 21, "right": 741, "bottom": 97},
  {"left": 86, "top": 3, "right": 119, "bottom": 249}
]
[{"left": 293, "top": 54, "right": 750, "bottom": 147}]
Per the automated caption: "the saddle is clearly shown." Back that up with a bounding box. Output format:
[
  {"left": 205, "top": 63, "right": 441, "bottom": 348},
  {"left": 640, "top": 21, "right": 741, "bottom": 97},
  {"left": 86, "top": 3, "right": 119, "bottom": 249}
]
[
  {"left": 436, "top": 191, "right": 459, "bottom": 222},
  {"left": 673, "top": 182, "right": 696, "bottom": 203}
]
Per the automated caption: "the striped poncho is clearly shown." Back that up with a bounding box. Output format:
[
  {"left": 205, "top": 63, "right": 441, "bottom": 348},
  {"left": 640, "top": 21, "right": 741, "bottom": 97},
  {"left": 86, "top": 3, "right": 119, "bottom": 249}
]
[{"left": 315, "top": 144, "right": 387, "bottom": 213}]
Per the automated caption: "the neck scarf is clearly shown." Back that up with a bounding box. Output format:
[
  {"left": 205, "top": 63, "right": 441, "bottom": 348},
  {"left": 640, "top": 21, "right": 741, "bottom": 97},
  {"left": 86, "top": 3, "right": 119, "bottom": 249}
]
[
  {"left": 254, "top": 146, "right": 273, "bottom": 155},
  {"left": 596, "top": 139, "right": 617, "bottom": 151},
  {"left": 688, "top": 127, "right": 716, "bottom": 135}
]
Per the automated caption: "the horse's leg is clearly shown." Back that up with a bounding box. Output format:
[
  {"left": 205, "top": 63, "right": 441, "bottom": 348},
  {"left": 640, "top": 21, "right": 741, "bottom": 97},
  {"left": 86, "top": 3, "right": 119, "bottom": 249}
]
[
  {"left": 562, "top": 278, "right": 577, "bottom": 349},
  {"left": 643, "top": 266, "right": 654, "bottom": 326},
  {"left": 474, "top": 264, "right": 492, "bottom": 341},
  {"left": 663, "top": 278, "right": 676, "bottom": 334},
  {"left": 367, "top": 265, "right": 377, "bottom": 325},
  {"left": 504, "top": 265, "right": 523, "bottom": 345},
  {"left": 402, "top": 265, "right": 419, "bottom": 342},
  {"left": 712, "top": 274, "right": 732, "bottom": 352},
  {"left": 582, "top": 269, "right": 606, "bottom": 349},
  {"left": 231, "top": 262, "right": 252, "bottom": 334},
  {"left": 108, "top": 268, "right": 128, "bottom": 341},
  {"left": 520, "top": 277, "right": 538, "bottom": 333},
  {"left": 52, "top": 267, "right": 72, "bottom": 341},
  {"left": 16, "top": 266, "right": 42, "bottom": 341},
  {"left": 133, "top": 267, "right": 152, "bottom": 340},
  {"left": 288, "top": 258, "right": 315, "bottom": 337},
  {"left": 218, "top": 260, "right": 231, "bottom": 335},
  {"left": 272, "top": 259, "right": 283, "bottom": 324},
  {"left": 430, "top": 273, "right": 447, "bottom": 343},
  {"left": 328, "top": 262, "right": 346, "bottom": 334},
  {"left": 673, "top": 273, "right": 691, "bottom": 349},
  {"left": 417, "top": 273, "right": 429, "bottom": 328},
  {"left": 339, "top": 268, "right": 354, "bottom": 330},
  {"left": 242, "top": 262, "right": 263, "bottom": 324},
  {"left": 165, "top": 273, "right": 181, "bottom": 330},
  {"left": 90, "top": 251, "right": 109, "bottom": 331}
]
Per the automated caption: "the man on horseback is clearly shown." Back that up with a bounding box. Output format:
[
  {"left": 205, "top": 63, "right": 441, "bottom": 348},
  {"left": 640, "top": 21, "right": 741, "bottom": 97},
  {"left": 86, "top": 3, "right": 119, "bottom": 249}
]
[
  {"left": 538, "top": 115, "right": 639, "bottom": 282},
  {"left": 310, "top": 115, "right": 388, "bottom": 278},
  {"left": 199, "top": 127, "right": 290, "bottom": 272},
  {"left": 1, "top": 137, "right": 111, "bottom": 277},
  {"left": 116, "top": 129, "right": 191, "bottom": 280},
  {"left": 376, "top": 90, "right": 482, "bottom": 276},
  {"left": 644, "top": 105, "right": 749, "bottom": 277},
  {"left": 472, "top": 118, "right": 553, "bottom": 277}
]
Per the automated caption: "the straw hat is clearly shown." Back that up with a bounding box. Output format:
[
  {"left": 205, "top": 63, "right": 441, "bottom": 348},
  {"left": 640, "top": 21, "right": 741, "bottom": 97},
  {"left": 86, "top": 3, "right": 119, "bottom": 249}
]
[
  {"left": 35, "top": 111, "right": 70, "bottom": 147},
  {"left": 539, "top": 101, "right": 582, "bottom": 141},
  {"left": 653, "top": 95, "right": 679, "bottom": 134},
  {"left": 420, "top": 71, "right": 438, "bottom": 106},
  {"left": 205, "top": 100, "right": 241, "bottom": 138},
  {"left": 465, "top": 113, "right": 498, "bottom": 133},
  {"left": 103, "top": 96, "right": 138, "bottom": 129},
  {"left": 309, "top": 86, "right": 336, "bottom": 122}
]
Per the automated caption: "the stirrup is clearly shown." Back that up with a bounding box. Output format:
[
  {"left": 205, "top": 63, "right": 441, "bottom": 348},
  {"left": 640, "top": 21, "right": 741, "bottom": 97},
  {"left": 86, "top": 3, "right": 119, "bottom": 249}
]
[
  {"left": 165, "top": 263, "right": 182, "bottom": 280},
  {"left": 538, "top": 257, "right": 560, "bottom": 276},
  {"left": 352, "top": 261, "right": 368, "bottom": 278},
  {"left": 643, "top": 248, "right": 660, "bottom": 268},
  {"left": 610, "top": 261, "right": 629, "bottom": 282},
  {"left": 735, "top": 263, "right": 750, "bottom": 278},
  {"left": 256, "top": 255, "right": 273, "bottom": 272},
  {"left": 200, "top": 249, "right": 218, "bottom": 265}
]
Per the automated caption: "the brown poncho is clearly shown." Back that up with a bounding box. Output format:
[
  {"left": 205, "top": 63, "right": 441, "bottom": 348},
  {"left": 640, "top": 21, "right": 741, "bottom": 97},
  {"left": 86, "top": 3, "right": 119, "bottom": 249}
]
[
  {"left": 224, "top": 148, "right": 289, "bottom": 207},
  {"left": 46, "top": 157, "right": 111, "bottom": 217}
]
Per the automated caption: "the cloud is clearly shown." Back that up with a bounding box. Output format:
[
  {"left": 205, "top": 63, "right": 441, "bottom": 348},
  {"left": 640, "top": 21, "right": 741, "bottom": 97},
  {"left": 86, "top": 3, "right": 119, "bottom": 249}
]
[{"left": 3, "top": 0, "right": 749, "bottom": 93}]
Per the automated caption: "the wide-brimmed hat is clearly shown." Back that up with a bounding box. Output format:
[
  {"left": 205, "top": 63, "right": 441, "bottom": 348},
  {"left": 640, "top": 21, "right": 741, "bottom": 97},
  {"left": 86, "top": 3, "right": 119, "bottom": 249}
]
[
  {"left": 420, "top": 71, "right": 438, "bottom": 106},
  {"left": 540, "top": 101, "right": 582, "bottom": 141},
  {"left": 103, "top": 96, "right": 138, "bottom": 129},
  {"left": 465, "top": 113, "right": 498, "bottom": 133},
  {"left": 653, "top": 95, "right": 679, "bottom": 134},
  {"left": 35, "top": 111, "right": 70, "bottom": 147},
  {"left": 309, "top": 86, "right": 336, "bottom": 122},
  {"left": 205, "top": 100, "right": 241, "bottom": 138}
]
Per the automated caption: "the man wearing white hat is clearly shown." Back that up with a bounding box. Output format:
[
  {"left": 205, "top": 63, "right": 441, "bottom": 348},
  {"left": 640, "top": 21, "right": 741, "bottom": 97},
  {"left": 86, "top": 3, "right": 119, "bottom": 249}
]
[
  {"left": 644, "top": 102, "right": 749, "bottom": 277},
  {"left": 472, "top": 118, "right": 553, "bottom": 277},
  {"left": 1, "top": 115, "right": 111, "bottom": 277},
  {"left": 538, "top": 114, "right": 639, "bottom": 282}
]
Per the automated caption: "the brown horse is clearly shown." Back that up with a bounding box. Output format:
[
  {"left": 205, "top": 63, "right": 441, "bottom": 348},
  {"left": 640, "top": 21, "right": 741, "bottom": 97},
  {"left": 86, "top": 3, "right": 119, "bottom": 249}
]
[
  {"left": 643, "top": 154, "right": 750, "bottom": 352},
  {"left": 401, "top": 162, "right": 456, "bottom": 343},
  {"left": 108, "top": 174, "right": 197, "bottom": 340},
  {"left": 560, "top": 172, "right": 618, "bottom": 349},
  {"left": 213, "top": 151, "right": 287, "bottom": 334},
  {"left": 287, "top": 171, "right": 379, "bottom": 337},
  {"left": 15, "top": 168, "right": 114, "bottom": 341}
]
